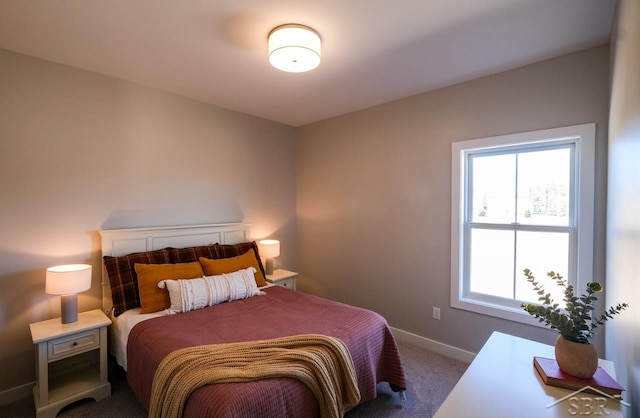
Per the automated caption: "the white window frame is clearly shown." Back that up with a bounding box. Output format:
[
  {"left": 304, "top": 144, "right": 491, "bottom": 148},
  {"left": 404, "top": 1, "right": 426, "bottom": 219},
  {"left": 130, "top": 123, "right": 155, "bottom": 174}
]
[{"left": 450, "top": 123, "right": 595, "bottom": 325}]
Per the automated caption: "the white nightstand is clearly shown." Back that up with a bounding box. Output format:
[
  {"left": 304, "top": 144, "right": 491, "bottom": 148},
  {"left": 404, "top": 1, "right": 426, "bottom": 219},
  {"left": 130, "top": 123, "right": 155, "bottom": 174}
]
[
  {"left": 29, "top": 309, "right": 112, "bottom": 418},
  {"left": 266, "top": 269, "right": 298, "bottom": 290}
]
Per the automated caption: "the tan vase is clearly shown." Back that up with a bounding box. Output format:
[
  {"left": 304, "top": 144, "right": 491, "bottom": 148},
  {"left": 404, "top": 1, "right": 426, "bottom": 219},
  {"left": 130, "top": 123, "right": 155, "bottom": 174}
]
[{"left": 554, "top": 335, "right": 598, "bottom": 379}]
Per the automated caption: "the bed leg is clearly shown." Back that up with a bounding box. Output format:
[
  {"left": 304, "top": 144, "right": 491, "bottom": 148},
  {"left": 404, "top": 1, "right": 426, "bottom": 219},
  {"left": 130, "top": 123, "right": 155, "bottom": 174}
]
[{"left": 399, "top": 390, "right": 407, "bottom": 401}]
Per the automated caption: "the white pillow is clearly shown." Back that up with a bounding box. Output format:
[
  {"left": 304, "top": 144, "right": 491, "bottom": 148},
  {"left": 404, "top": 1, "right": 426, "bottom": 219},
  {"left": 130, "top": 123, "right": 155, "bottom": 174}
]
[{"left": 158, "top": 267, "right": 264, "bottom": 313}]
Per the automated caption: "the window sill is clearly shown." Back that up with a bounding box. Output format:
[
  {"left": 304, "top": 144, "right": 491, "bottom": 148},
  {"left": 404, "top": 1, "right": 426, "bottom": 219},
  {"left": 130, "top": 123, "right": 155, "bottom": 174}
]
[{"left": 451, "top": 296, "right": 550, "bottom": 328}]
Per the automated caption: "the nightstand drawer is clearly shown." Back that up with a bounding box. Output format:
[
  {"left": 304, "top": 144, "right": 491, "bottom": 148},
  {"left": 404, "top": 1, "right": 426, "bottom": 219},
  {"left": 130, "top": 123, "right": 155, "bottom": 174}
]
[
  {"left": 266, "top": 269, "right": 298, "bottom": 290},
  {"left": 276, "top": 278, "right": 295, "bottom": 289},
  {"left": 48, "top": 329, "right": 100, "bottom": 361}
]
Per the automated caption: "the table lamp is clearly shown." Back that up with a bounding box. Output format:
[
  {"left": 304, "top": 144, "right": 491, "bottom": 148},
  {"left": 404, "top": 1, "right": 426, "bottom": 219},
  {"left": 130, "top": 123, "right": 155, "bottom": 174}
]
[
  {"left": 46, "top": 264, "right": 92, "bottom": 324},
  {"left": 258, "top": 240, "right": 280, "bottom": 275}
]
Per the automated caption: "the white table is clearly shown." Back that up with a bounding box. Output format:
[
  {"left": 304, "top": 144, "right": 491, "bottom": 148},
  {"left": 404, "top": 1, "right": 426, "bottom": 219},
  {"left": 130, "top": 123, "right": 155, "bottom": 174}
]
[
  {"left": 434, "top": 331, "right": 625, "bottom": 418},
  {"left": 30, "top": 309, "right": 111, "bottom": 418},
  {"left": 266, "top": 269, "right": 298, "bottom": 290}
]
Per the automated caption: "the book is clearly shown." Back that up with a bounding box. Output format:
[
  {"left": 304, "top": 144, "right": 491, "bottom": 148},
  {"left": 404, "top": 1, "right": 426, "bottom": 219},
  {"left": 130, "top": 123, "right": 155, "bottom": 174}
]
[{"left": 533, "top": 356, "right": 624, "bottom": 397}]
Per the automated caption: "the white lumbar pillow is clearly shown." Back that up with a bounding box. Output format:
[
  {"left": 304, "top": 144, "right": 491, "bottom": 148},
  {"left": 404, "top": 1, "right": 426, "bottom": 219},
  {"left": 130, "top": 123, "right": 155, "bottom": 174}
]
[{"left": 158, "top": 267, "right": 264, "bottom": 313}]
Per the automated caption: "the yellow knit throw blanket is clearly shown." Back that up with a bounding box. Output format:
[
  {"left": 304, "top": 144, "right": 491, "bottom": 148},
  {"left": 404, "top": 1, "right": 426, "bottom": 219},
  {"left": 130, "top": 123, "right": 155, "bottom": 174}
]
[{"left": 149, "top": 334, "right": 361, "bottom": 418}]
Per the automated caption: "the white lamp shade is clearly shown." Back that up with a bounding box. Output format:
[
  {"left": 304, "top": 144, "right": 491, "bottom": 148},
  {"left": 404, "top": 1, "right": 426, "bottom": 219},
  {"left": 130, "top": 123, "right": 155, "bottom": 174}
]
[
  {"left": 268, "top": 24, "right": 321, "bottom": 73},
  {"left": 46, "top": 264, "right": 92, "bottom": 295},
  {"left": 259, "top": 240, "right": 280, "bottom": 258}
]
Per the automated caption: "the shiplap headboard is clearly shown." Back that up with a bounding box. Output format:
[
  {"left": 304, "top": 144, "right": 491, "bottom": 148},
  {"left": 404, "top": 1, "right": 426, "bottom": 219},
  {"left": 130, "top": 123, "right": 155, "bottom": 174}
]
[{"left": 98, "top": 223, "right": 252, "bottom": 315}]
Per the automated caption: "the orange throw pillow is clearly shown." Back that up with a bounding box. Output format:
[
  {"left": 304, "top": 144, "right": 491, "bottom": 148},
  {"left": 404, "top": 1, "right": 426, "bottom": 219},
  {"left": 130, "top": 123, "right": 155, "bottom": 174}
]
[
  {"left": 135, "top": 262, "right": 204, "bottom": 313},
  {"left": 199, "top": 248, "right": 268, "bottom": 287}
]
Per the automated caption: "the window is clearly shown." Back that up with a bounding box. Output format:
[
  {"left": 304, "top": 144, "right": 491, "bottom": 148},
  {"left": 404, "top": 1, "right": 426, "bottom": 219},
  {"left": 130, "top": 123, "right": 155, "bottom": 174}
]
[{"left": 451, "top": 124, "right": 595, "bottom": 324}]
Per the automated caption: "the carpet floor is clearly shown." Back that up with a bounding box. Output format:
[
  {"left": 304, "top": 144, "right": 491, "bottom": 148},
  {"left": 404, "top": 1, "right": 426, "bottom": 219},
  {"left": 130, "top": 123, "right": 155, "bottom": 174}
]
[{"left": 0, "top": 341, "right": 468, "bottom": 418}]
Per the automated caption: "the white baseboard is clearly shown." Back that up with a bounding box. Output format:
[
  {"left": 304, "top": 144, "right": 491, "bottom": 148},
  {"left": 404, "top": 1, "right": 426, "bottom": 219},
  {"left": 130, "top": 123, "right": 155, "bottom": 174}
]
[
  {"left": 0, "top": 381, "right": 33, "bottom": 407},
  {"left": 391, "top": 327, "right": 476, "bottom": 364}
]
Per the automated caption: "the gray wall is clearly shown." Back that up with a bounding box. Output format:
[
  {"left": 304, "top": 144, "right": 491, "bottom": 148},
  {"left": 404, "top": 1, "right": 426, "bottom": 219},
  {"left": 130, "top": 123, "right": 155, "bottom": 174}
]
[
  {"left": 607, "top": 0, "right": 640, "bottom": 415},
  {"left": 1, "top": 41, "right": 622, "bottom": 405},
  {"left": 296, "top": 45, "right": 610, "bottom": 355},
  {"left": 0, "top": 49, "right": 297, "bottom": 397}
]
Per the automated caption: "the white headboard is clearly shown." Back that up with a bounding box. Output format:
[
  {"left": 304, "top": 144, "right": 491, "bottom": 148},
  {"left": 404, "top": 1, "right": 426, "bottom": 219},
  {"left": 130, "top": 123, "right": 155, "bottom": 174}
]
[{"left": 98, "top": 223, "right": 252, "bottom": 314}]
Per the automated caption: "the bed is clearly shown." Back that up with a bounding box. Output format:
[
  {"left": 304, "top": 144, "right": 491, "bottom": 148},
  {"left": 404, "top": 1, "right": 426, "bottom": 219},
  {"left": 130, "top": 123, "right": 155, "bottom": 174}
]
[{"left": 99, "top": 223, "right": 406, "bottom": 417}]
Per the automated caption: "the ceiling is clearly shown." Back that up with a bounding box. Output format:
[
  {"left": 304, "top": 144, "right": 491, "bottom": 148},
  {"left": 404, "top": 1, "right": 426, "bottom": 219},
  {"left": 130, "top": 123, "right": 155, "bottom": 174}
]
[{"left": 0, "top": 0, "right": 617, "bottom": 127}]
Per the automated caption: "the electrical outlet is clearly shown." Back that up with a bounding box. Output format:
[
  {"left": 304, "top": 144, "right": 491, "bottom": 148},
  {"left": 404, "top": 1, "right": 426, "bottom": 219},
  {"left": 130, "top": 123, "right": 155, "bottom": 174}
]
[{"left": 433, "top": 307, "right": 441, "bottom": 320}]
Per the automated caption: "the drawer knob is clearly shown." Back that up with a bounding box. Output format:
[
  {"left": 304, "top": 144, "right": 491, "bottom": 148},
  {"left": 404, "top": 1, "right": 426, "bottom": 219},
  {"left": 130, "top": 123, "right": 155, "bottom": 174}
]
[{"left": 72, "top": 342, "right": 78, "bottom": 346}]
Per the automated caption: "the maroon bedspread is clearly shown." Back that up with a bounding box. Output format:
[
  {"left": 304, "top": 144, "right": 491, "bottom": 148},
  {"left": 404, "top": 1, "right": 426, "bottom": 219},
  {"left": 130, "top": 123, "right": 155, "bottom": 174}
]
[{"left": 127, "top": 286, "right": 406, "bottom": 418}]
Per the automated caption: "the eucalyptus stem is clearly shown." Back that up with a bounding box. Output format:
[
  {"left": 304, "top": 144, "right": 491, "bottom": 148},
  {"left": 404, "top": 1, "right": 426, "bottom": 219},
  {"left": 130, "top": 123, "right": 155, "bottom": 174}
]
[{"left": 521, "top": 269, "right": 628, "bottom": 344}]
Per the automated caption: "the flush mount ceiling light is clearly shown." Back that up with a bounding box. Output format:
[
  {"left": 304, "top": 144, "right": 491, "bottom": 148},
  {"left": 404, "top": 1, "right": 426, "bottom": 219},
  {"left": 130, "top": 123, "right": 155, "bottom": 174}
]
[{"left": 268, "top": 24, "right": 321, "bottom": 73}]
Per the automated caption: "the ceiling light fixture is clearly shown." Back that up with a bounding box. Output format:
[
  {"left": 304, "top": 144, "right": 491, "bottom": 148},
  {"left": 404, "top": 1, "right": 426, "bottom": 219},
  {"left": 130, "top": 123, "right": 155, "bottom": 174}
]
[{"left": 268, "top": 24, "right": 321, "bottom": 73}]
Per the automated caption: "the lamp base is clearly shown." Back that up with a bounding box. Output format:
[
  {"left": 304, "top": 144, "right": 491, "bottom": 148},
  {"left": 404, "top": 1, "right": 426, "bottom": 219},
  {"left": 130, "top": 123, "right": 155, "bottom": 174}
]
[
  {"left": 265, "top": 258, "right": 274, "bottom": 275},
  {"left": 60, "top": 294, "right": 78, "bottom": 324}
]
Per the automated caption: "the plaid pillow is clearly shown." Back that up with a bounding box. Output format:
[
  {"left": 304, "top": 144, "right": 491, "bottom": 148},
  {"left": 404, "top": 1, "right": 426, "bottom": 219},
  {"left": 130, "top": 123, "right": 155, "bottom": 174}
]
[
  {"left": 169, "top": 242, "right": 266, "bottom": 279},
  {"left": 104, "top": 248, "right": 171, "bottom": 316},
  {"left": 168, "top": 245, "right": 217, "bottom": 263}
]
